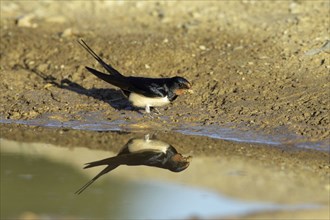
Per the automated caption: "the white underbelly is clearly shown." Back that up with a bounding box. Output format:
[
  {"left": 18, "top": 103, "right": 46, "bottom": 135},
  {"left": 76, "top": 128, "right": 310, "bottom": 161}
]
[
  {"left": 128, "top": 93, "right": 170, "bottom": 107},
  {"left": 128, "top": 139, "right": 169, "bottom": 153}
]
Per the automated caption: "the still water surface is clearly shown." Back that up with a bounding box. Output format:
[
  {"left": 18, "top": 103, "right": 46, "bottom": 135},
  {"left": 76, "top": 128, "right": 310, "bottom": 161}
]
[
  {"left": 1, "top": 117, "right": 328, "bottom": 151},
  {"left": 1, "top": 138, "right": 320, "bottom": 219}
]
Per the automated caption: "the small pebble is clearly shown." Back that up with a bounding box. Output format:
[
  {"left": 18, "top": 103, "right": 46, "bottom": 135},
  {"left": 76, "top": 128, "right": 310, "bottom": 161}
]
[
  {"left": 37, "top": 63, "right": 49, "bottom": 72},
  {"left": 60, "top": 28, "right": 73, "bottom": 38},
  {"left": 16, "top": 14, "right": 37, "bottom": 28}
]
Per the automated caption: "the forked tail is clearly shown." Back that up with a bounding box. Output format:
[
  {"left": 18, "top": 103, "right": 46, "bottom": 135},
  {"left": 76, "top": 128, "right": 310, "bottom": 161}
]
[
  {"left": 75, "top": 163, "right": 119, "bottom": 195},
  {"left": 77, "top": 39, "right": 123, "bottom": 77}
]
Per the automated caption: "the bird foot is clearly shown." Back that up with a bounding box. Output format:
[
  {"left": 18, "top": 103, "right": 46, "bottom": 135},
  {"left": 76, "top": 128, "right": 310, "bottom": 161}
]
[{"left": 151, "top": 107, "right": 161, "bottom": 115}]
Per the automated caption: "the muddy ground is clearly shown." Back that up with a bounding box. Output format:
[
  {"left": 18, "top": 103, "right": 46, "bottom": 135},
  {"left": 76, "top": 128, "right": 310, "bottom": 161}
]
[
  {"left": 1, "top": 1, "right": 329, "bottom": 144},
  {"left": 0, "top": 1, "right": 329, "bottom": 218}
]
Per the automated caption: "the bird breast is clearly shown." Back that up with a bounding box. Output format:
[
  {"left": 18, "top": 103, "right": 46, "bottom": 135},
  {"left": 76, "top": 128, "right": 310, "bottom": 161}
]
[
  {"left": 128, "top": 139, "right": 169, "bottom": 153},
  {"left": 128, "top": 93, "right": 170, "bottom": 107}
]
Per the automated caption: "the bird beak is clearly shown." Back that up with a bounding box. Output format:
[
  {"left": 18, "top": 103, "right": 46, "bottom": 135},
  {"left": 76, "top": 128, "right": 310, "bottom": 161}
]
[
  {"left": 175, "top": 88, "right": 194, "bottom": 96},
  {"left": 185, "top": 156, "right": 193, "bottom": 162}
]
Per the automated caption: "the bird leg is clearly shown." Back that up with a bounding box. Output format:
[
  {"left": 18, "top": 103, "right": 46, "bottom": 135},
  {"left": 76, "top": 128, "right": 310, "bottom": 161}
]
[
  {"left": 145, "top": 105, "right": 151, "bottom": 113},
  {"left": 152, "top": 107, "right": 161, "bottom": 114},
  {"left": 144, "top": 134, "right": 150, "bottom": 142}
]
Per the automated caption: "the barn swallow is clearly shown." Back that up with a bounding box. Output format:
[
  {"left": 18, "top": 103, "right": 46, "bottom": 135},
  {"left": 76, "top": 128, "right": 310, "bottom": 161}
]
[
  {"left": 78, "top": 39, "right": 193, "bottom": 113},
  {"left": 75, "top": 134, "right": 191, "bottom": 194}
]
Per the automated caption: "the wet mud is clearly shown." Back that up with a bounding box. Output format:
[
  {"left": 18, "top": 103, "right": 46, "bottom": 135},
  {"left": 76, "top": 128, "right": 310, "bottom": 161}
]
[{"left": 1, "top": 1, "right": 330, "bottom": 219}]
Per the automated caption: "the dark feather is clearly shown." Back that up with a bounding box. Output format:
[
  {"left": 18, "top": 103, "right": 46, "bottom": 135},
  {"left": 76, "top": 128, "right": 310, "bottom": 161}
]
[
  {"left": 85, "top": 67, "right": 131, "bottom": 90},
  {"left": 75, "top": 164, "right": 119, "bottom": 195},
  {"left": 79, "top": 39, "right": 184, "bottom": 99},
  {"left": 85, "top": 66, "right": 171, "bottom": 98},
  {"left": 78, "top": 39, "right": 123, "bottom": 77}
]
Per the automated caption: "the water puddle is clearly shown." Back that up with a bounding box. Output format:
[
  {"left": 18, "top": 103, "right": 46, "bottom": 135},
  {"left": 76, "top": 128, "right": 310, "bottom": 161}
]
[
  {"left": 1, "top": 137, "right": 324, "bottom": 219},
  {"left": 1, "top": 113, "right": 328, "bottom": 151}
]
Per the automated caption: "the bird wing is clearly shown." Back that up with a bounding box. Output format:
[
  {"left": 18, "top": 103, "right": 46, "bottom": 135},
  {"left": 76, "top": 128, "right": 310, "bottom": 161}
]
[
  {"left": 85, "top": 67, "right": 169, "bottom": 98},
  {"left": 74, "top": 152, "right": 162, "bottom": 195},
  {"left": 85, "top": 66, "right": 131, "bottom": 90},
  {"left": 78, "top": 39, "right": 170, "bottom": 98},
  {"left": 75, "top": 155, "right": 127, "bottom": 195},
  {"left": 83, "top": 155, "right": 119, "bottom": 169},
  {"left": 126, "top": 77, "right": 169, "bottom": 98},
  {"left": 78, "top": 39, "right": 123, "bottom": 77},
  {"left": 83, "top": 151, "right": 163, "bottom": 169}
]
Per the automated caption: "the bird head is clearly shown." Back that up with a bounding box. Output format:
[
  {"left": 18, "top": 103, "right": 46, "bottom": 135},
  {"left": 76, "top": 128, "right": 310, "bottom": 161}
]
[
  {"left": 170, "top": 77, "right": 193, "bottom": 96},
  {"left": 167, "top": 154, "right": 192, "bottom": 172}
]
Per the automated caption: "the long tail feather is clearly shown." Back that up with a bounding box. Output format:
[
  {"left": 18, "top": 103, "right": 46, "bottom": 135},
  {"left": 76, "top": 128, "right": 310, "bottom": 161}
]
[
  {"left": 85, "top": 66, "right": 130, "bottom": 90},
  {"left": 75, "top": 164, "right": 119, "bottom": 195},
  {"left": 83, "top": 156, "right": 117, "bottom": 169},
  {"left": 75, "top": 178, "right": 97, "bottom": 195},
  {"left": 77, "top": 39, "right": 123, "bottom": 77}
]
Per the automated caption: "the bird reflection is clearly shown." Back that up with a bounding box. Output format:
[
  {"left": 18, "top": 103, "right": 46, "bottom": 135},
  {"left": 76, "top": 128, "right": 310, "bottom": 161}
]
[{"left": 75, "top": 134, "right": 192, "bottom": 194}]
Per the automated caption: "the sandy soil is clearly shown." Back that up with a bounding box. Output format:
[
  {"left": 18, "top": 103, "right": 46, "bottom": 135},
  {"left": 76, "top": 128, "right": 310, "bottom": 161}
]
[
  {"left": 0, "top": 2, "right": 329, "bottom": 218},
  {"left": 1, "top": 1, "right": 329, "bottom": 145}
]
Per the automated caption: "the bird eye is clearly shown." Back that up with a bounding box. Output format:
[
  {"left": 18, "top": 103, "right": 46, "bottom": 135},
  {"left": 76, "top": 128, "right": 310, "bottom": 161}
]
[{"left": 179, "top": 82, "right": 187, "bottom": 88}]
